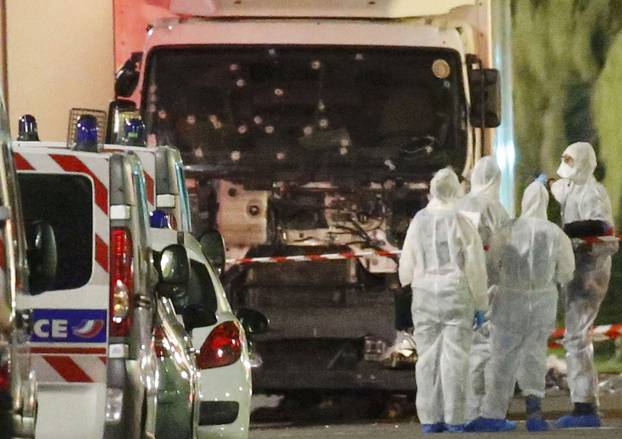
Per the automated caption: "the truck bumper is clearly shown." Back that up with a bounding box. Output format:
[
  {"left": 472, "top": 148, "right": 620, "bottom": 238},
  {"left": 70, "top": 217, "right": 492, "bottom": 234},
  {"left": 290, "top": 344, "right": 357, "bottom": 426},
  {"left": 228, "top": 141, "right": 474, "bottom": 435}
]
[{"left": 252, "top": 342, "right": 416, "bottom": 393}]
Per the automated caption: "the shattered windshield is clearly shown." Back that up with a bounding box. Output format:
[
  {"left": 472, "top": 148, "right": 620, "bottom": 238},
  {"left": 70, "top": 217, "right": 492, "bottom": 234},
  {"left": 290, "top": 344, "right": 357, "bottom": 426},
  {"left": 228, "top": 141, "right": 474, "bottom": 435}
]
[{"left": 144, "top": 46, "right": 467, "bottom": 182}]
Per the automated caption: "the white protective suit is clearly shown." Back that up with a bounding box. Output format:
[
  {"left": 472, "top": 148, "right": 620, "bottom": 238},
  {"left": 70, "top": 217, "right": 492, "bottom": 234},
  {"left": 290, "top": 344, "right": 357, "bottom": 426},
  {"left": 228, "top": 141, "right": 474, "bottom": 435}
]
[
  {"left": 399, "top": 168, "right": 488, "bottom": 426},
  {"left": 481, "top": 181, "right": 575, "bottom": 419},
  {"left": 456, "top": 156, "right": 510, "bottom": 421},
  {"left": 551, "top": 142, "right": 618, "bottom": 405}
]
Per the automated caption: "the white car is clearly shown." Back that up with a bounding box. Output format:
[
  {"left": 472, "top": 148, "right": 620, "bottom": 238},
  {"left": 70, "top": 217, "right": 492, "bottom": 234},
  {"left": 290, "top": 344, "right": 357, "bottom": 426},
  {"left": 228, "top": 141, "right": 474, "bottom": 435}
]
[{"left": 151, "top": 227, "right": 254, "bottom": 439}]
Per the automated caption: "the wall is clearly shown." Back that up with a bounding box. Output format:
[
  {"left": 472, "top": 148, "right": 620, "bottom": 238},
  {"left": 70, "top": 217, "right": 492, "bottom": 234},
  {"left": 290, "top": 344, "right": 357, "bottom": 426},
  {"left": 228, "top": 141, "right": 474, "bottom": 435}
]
[{"left": 5, "top": 0, "right": 115, "bottom": 140}]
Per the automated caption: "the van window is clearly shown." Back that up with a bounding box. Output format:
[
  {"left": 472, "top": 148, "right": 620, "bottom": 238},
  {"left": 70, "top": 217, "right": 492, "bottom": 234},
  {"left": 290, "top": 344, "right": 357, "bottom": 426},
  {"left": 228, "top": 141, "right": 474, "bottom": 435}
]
[{"left": 19, "top": 174, "right": 93, "bottom": 290}]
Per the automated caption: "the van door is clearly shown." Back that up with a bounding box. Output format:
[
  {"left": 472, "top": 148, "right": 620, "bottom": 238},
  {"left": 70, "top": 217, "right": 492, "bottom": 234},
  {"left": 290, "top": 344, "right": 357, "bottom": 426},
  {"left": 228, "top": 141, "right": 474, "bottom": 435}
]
[{"left": 15, "top": 148, "right": 110, "bottom": 385}]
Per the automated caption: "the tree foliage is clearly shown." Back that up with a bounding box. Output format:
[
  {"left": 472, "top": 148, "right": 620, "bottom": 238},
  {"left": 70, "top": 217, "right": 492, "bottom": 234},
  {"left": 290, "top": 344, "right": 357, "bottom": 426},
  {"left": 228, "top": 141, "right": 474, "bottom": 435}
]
[
  {"left": 512, "top": 0, "right": 622, "bottom": 222},
  {"left": 512, "top": 0, "right": 622, "bottom": 324}
]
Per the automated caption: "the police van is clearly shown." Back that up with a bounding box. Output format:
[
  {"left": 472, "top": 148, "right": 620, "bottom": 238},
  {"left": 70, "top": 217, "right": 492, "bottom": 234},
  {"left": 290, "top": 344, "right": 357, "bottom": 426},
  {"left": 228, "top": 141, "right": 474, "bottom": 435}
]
[
  {"left": 106, "top": 117, "right": 263, "bottom": 439},
  {"left": 1, "top": 93, "right": 57, "bottom": 438},
  {"left": 13, "top": 110, "right": 190, "bottom": 439}
]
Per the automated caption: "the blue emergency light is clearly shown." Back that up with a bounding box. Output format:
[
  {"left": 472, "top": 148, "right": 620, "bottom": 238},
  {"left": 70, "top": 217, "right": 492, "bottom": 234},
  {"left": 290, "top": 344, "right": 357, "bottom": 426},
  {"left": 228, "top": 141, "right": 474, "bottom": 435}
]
[
  {"left": 150, "top": 209, "right": 170, "bottom": 229},
  {"left": 74, "top": 115, "right": 99, "bottom": 152},
  {"left": 124, "top": 118, "right": 146, "bottom": 146},
  {"left": 17, "top": 114, "right": 40, "bottom": 141}
]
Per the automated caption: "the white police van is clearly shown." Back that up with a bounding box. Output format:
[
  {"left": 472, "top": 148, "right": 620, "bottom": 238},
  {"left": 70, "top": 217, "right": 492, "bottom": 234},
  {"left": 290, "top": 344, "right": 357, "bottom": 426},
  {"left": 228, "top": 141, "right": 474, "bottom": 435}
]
[
  {"left": 13, "top": 109, "right": 189, "bottom": 439},
  {"left": 106, "top": 116, "right": 261, "bottom": 439},
  {"left": 1, "top": 92, "right": 57, "bottom": 439}
]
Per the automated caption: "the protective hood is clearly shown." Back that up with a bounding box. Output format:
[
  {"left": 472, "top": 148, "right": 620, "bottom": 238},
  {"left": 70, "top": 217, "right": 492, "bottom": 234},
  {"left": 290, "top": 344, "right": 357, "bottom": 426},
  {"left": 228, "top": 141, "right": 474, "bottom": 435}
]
[
  {"left": 556, "top": 142, "right": 597, "bottom": 184},
  {"left": 470, "top": 156, "right": 502, "bottom": 199},
  {"left": 429, "top": 167, "right": 461, "bottom": 207},
  {"left": 520, "top": 181, "right": 549, "bottom": 220}
]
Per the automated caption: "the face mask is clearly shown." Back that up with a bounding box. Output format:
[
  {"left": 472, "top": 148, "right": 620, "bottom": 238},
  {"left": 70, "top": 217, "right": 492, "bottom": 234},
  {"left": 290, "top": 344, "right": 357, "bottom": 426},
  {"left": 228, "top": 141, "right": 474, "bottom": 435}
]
[{"left": 557, "top": 161, "right": 575, "bottom": 179}]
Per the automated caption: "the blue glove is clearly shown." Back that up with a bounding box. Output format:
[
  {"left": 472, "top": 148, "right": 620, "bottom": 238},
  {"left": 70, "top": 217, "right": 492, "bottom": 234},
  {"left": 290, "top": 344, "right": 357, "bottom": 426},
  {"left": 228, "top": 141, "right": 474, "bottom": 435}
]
[{"left": 473, "top": 311, "right": 487, "bottom": 330}]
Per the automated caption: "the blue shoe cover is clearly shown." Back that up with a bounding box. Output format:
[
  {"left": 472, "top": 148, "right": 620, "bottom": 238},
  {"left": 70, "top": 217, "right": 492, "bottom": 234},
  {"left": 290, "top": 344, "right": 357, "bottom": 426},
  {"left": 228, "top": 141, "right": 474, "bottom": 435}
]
[
  {"left": 444, "top": 424, "right": 465, "bottom": 433},
  {"left": 421, "top": 423, "right": 445, "bottom": 433},
  {"left": 527, "top": 416, "right": 549, "bottom": 432},
  {"left": 555, "top": 414, "right": 601, "bottom": 428},
  {"left": 464, "top": 417, "right": 517, "bottom": 432}
]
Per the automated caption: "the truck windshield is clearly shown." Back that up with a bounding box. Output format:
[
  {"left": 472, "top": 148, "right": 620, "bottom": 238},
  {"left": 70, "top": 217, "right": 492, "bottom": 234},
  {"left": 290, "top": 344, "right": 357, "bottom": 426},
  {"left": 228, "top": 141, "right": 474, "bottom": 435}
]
[{"left": 144, "top": 46, "right": 467, "bottom": 182}]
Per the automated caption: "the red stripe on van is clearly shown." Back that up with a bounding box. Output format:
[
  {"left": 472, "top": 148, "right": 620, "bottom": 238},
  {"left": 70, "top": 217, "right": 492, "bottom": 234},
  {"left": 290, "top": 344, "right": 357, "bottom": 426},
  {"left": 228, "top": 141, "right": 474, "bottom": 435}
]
[
  {"left": 144, "top": 171, "right": 155, "bottom": 205},
  {"left": 49, "top": 154, "right": 109, "bottom": 215},
  {"left": 43, "top": 356, "right": 93, "bottom": 382},
  {"left": 13, "top": 152, "right": 35, "bottom": 170},
  {"left": 31, "top": 347, "right": 107, "bottom": 355},
  {"left": 95, "top": 234, "right": 109, "bottom": 272}
]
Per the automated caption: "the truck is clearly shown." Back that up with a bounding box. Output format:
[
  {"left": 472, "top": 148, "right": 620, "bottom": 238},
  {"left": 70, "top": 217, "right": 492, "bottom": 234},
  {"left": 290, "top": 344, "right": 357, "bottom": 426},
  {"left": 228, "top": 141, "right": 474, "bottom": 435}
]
[{"left": 115, "top": 0, "right": 501, "bottom": 396}]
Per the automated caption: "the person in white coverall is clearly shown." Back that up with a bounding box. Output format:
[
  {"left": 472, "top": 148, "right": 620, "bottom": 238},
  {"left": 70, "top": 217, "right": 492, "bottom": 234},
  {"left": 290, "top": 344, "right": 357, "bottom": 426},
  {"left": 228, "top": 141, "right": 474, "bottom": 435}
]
[
  {"left": 399, "top": 168, "right": 488, "bottom": 434},
  {"left": 550, "top": 142, "right": 619, "bottom": 428},
  {"left": 466, "top": 181, "right": 575, "bottom": 432},
  {"left": 456, "top": 156, "right": 510, "bottom": 421}
]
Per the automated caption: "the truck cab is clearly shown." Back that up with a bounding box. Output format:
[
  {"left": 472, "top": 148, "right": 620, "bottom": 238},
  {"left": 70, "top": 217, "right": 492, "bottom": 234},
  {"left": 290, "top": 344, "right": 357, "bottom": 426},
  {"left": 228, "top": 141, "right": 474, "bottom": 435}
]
[{"left": 118, "top": 0, "right": 501, "bottom": 395}]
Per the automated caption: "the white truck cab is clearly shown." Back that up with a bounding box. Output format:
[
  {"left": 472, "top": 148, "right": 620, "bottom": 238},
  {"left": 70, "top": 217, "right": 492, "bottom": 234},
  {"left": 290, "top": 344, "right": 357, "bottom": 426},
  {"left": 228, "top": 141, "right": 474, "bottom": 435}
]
[
  {"left": 13, "top": 114, "right": 188, "bottom": 439},
  {"left": 115, "top": 0, "right": 500, "bottom": 397}
]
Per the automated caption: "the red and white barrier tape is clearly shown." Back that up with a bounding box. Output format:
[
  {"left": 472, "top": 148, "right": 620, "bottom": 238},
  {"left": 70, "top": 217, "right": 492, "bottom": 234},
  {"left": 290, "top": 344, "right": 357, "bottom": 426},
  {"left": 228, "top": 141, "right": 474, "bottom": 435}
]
[
  {"left": 226, "top": 234, "right": 621, "bottom": 266},
  {"left": 549, "top": 323, "right": 622, "bottom": 348},
  {"left": 226, "top": 249, "right": 402, "bottom": 265},
  {"left": 574, "top": 235, "right": 621, "bottom": 245}
]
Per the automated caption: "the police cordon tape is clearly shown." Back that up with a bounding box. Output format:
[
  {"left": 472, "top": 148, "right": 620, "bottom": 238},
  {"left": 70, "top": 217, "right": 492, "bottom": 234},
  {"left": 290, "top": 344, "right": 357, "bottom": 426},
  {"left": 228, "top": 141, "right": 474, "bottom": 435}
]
[
  {"left": 226, "top": 249, "right": 401, "bottom": 265},
  {"left": 549, "top": 323, "right": 622, "bottom": 348},
  {"left": 225, "top": 234, "right": 622, "bottom": 265}
]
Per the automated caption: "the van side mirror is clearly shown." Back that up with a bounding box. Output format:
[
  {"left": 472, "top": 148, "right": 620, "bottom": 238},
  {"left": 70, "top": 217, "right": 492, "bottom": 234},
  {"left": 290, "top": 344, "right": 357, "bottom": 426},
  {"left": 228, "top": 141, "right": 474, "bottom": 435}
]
[
  {"left": 199, "top": 231, "right": 226, "bottom": 274},
  {"left": 236, "top": 308, "right": 269, "bottom": 335},
  {"left": 27, "top": 221, "right": 57, "bottom": 294},
  {"left": 156, "top": 244, "right": 189, "bottom": 298},
  {"left": 468, "top": 67, "right": 501, "bottom": 128},
  {"left": 182, "top": 304, "right": 217, "bottom": 331},
  {"left": 115, "top": 52, "right": 143, "bottom": 98}
]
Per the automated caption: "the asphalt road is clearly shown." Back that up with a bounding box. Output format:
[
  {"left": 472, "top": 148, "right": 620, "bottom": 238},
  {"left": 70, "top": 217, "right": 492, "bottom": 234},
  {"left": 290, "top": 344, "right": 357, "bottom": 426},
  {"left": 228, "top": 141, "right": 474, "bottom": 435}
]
[
  {"left": 250, "top": 421, "right": 622, "bottom": 438},
  {"left": 250, "top": 383, "right": 622, "bottom": 438}
]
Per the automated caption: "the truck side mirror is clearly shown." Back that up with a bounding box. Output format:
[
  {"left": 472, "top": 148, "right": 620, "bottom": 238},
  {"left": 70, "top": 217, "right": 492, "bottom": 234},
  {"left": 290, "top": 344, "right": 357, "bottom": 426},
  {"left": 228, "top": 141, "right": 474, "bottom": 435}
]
[
  {"left": 27, "top": 221, "right": 57, "bottom": 294},
  {"left": 182, "top": 304, "right": 217, "bottom": 331},
  {"left": 156, "top": 244, "right": 189, "bottom": 299},
  {"left": 115, "top": 52, "right": 143, "bottom": 98},
  {"left": 199, "top": 231, "right": 226, "bottom": 274},
  {"left": 468, "top": 68, "right": 501, "bottom": 128},
  {"left": 236, "top": 308, "right": 269, "bottom": 335}
]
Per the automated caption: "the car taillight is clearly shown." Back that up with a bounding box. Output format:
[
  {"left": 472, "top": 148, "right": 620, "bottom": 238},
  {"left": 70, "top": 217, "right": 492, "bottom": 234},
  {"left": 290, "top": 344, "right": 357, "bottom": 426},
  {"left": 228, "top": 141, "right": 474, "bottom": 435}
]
[
  {"left": 0, "top": 362, "right": 9, "bottom": 393},
  {"left": 196, "top": 321, "right": 242, "bottom": 369},
  {"left": 153, "top": 325, "right": 169, "bottom": 359},
  {"left": 109, "top": 228, "right": 134, "bottom": 337}
]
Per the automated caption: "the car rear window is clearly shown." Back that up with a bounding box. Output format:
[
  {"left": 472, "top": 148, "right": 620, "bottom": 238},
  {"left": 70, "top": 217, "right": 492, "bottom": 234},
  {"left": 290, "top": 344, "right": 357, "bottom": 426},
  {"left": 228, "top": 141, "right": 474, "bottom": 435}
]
[
  {"left": 19, "top": 174, "right": 93, "bottom": 290},
  {"left": 188, "top": 260, "right": 218, "bottom": 313}
]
